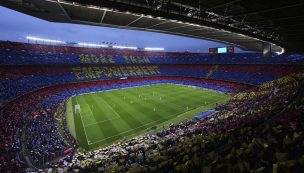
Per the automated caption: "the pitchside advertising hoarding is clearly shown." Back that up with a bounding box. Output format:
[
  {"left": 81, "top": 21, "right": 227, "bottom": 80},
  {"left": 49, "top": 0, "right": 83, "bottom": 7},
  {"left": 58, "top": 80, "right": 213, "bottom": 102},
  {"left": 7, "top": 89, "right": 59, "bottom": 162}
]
[{"left": 209, "top": 46, "right": 234, "bottom": 54}]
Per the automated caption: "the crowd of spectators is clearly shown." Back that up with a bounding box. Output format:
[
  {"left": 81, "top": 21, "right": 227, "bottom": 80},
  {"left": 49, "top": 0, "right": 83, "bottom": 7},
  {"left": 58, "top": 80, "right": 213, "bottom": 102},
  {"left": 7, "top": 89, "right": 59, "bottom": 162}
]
[
  {"left": 0, "top": 76, "right": 250, "bottom": 172},
  {"left": 1, "top": 41, "right": 304, "bottom": 65},
  {"left": 25, "top": 77, "right": 249, "bottom": 166},
  {"left": 2, "top": 66, "right": 263, "bottom": 106},
  {"left": 1, "top": 41, "right": 304, "bottom": 172},
  {"left": 0, "top": 71, "right": 303, "bottom": 172},
  {"left": 25, "top": 109, "right": 68, "bottom": 166},
  {"left": 33, "top": 73, "right": 303, "bottom": 173},
  {"left": 2, "top": 63, "right": 303, "bottom": 106},
  {"left": 1, "top": 41, "right": 303, "bottom": 107}
]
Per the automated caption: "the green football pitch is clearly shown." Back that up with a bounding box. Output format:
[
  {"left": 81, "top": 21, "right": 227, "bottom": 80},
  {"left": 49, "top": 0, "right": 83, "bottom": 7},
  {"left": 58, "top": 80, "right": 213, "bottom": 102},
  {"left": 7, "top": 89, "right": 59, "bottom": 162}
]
[{"left": 66, "top": 84, "right": 229, "bottom": 150}]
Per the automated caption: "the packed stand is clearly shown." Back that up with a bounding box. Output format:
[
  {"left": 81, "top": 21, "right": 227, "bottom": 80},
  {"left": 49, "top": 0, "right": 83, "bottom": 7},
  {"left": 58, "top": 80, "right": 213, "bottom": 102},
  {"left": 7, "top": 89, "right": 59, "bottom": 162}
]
[
  {"left": 1, "top": 40, "right": 304, "bottom": 172},
  {"left": 36, "top": 73, "right": 304, "bottom": 173},
  {"left": 0, "top": 41, "right": 304, "bottom": 65},
  {"left": 1, "top": 64, "right": 303, "bottom": 106},
  {"left": 0, "top": 76, "right": 249, "bottom": 172}
]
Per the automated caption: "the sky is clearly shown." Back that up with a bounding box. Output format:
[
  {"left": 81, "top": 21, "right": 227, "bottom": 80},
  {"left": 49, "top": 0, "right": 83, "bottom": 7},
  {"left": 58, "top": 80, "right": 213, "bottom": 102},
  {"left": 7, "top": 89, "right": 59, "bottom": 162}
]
[{"left": 0, "top": 6, "right": 246, "bottom": 52}]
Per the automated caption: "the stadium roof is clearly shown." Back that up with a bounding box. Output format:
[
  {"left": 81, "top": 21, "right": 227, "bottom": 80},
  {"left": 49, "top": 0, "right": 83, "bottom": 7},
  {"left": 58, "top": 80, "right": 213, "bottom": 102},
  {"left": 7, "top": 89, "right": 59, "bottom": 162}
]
[{"left": 1, "top": 0, "right": 303, "bottom": 53}]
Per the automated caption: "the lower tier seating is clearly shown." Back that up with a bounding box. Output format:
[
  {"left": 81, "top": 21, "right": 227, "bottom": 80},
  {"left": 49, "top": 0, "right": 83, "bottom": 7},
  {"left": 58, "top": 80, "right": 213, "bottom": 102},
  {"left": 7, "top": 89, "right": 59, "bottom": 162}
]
[{"left": 1, "top": 64, "right": 303, "bottom": 106}]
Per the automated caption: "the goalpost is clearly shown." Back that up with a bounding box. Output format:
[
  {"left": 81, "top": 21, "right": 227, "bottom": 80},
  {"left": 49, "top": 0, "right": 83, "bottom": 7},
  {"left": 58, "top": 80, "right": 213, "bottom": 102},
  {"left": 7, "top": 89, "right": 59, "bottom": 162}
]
[{"left": 75, "top": 104, "right": 81, "bottom": 114}]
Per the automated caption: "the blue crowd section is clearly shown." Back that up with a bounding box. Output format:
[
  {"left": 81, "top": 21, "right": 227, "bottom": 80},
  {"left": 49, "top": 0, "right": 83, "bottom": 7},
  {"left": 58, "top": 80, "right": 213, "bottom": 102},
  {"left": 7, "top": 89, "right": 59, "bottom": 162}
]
[
  {"left": 16, "top": 79, "right": 234, "bottom": 167},
  {"left": 0, "top": 48, "right": 304, "bottom": 65},
  {"left": 161, "top": 69, "right": 277, "bottom": 85},
  {"left": 195, "top": 110, "right": 216, "bottom": 120},
  {"left": 2, "top": 63, "right": 304, "bottom": 107},
  {"left": 0, "top": 70, "right": 160, "bottom": 105},
  {"left": 0, "top": 70, "right": 278, "bottom": 107}
]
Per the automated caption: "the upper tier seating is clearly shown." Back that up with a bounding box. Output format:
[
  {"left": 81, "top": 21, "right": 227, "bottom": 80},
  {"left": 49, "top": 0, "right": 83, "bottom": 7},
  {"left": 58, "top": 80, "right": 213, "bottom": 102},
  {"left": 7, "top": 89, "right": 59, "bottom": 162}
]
[
  {"left": 0, "top": 41, "right": 303, "bottom": 65},
  {"left": 1, "top": 41, "right": 304, "bottom": 172},
  {"left": 1, "top": 42, "right": 303, "bottom": 107}
]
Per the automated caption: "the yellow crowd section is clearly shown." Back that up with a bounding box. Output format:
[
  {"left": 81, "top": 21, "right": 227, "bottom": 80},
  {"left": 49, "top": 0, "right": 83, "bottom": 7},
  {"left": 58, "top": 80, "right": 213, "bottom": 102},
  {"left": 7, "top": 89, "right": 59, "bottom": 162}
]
[
  {"left": 72, "top": 65, "right": 160, "bottom": 80},
  {"left": 79, "top": 54, "right": 151, "bottom": 64}
]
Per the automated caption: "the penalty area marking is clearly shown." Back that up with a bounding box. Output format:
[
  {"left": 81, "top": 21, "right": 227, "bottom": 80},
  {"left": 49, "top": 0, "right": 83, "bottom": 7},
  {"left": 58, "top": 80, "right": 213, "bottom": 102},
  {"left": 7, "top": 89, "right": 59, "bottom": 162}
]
[
  {"left": 84, "top": 116, "right": 121, "bottom": 127},
  {"left": 73, "top": 84, "right": 228, "bottom": 146},
  {"left": 82, "top": 97, "right": 121, "bottom": 127},
  {"left": 99, "top": 96, "right": 121, "bottom": 119},
  {"left": 87, "top": 99, "right": 224, "bottom": 146},
  {"left": 75, "top": 97, "right": 92, "bottom": 145}
]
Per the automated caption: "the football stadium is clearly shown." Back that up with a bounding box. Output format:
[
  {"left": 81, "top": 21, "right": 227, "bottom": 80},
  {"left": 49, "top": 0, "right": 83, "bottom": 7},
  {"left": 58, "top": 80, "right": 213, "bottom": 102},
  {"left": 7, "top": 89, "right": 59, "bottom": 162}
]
[{"left": 0, "top": 0, "right": 304, "bottom": 172}]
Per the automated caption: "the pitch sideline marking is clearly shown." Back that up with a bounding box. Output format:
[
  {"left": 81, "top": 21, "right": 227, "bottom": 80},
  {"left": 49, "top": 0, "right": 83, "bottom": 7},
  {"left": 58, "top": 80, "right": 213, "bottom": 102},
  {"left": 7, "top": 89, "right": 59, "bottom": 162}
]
[
  {"left": 73, "top": 84, "right": 228, "bottom": 146},
  {"left": 100, "top": 97, "right": 121, "bottom": 119},
  {"left": 81, "top": 89, "right": 181, "bottom": 128},
  {"left": 84, "top": 98, "right": 121, "bottom": 127},
  {"left": 88, "top": 99, "right": 224, "bottom": 145},
  {"left": 75, "top": 97, "right": 91, "bottom": 145},
  {"left": 80, "top": 104, "right": 95, "bottom": 118},
  {"left": 84, "top": 92, "right": 225, "bottom": 133}
]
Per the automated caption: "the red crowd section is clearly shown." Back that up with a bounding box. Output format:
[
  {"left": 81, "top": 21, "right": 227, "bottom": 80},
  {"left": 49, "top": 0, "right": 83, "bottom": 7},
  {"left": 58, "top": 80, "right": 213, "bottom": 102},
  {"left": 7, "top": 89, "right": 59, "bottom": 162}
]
[
  {"left": 0, "top": 76, "right": 252, "bottom": 148},
  {"left": 1, "top": 64, "right": 303, "bottom": 80}
]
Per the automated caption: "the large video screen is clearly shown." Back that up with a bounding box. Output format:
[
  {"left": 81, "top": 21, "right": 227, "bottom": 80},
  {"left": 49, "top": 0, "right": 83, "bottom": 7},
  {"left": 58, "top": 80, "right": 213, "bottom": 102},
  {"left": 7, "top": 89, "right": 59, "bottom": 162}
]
[
  {"left": 209, "top": 46, "right": 234, "bottom": 54},
  {"left": 217, "top": 47, "right": 227, "bottom": 53}
]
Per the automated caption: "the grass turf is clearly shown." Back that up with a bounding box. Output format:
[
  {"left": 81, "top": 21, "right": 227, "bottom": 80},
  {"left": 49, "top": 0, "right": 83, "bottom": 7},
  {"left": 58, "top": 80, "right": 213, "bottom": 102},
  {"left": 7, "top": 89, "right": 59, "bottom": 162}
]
[{"left": 66, "top": 84, "right": 229, "bottom": 150}]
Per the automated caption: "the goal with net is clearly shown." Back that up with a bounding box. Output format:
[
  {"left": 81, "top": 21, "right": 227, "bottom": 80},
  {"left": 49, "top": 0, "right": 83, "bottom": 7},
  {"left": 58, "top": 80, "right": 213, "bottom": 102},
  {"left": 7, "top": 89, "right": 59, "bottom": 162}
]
[{"left": 75, "top": 104, "right": 81, "bottom": 114}]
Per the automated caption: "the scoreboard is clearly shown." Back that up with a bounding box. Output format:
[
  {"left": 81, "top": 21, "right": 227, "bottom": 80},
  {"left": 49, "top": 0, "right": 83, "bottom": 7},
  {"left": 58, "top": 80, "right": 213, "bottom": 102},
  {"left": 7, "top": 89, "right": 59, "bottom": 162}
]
[{"left": 209, "top": 46, "right": 234, "bottom": 54}]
